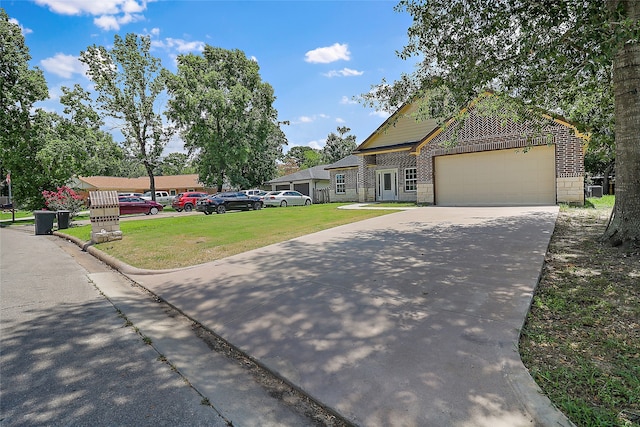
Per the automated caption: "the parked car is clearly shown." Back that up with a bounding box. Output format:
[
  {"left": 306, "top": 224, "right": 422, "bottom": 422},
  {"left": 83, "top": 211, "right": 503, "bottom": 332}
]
[
  {"left": 196, "top": 192, "right": 263, "bottom": 214},
  {"left": 172, "top": 192, "right": 208, "bottom": 212},
  {"left": 141, "top": 190, "right": 173, "bottom": 206},
  {"left": 262, "top": 190, "right": 312, "bottom": 207},
  {"left": 118, "top": 196, "right": 163, "bottom": 215},
  {"left": 239, "top": 189, "right": 263, "bottom": 196},
  {"left": 118, "top": 192, "right": 144, "bottom": 198}
]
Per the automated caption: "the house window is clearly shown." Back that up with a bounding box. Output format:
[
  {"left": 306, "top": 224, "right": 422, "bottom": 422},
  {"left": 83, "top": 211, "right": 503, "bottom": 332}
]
[
  {"left": 404, "top": 168, "right": 417, "bottom": 191},
  {"left": 336, "top": 174, "right": 346, "bottom": 194}
]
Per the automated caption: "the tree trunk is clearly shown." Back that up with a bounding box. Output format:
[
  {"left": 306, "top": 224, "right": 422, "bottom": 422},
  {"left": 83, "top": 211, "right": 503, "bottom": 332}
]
[
  {"left": 603, "top": 3, "right": 640, "bottom": 248},
  {"left": 145, "top": 162, "right": 156, "bottom": 202}
]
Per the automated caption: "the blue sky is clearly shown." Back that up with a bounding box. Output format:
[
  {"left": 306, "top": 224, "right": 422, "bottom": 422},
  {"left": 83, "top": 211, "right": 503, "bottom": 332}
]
[{"left": 2, "top": 0, "right": 418, "bottom": 155}]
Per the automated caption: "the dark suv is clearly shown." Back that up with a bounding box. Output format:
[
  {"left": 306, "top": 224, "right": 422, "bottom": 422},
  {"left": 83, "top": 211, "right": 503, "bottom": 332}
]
[{"left": 172, "top": 192, "right": 208, "bottom": 212}]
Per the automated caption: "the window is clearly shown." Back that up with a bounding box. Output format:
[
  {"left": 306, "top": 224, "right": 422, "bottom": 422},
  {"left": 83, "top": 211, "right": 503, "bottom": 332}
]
[
  {"left": 404, "top": 168, "right": 417, "bottom": 191},
  {"left": 336, "top": 174, "right": 346, "bottom": 194}
]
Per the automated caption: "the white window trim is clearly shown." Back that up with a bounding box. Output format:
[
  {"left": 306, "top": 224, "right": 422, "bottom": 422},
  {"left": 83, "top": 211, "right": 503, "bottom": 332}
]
[
  {"left": 336, "top": 173, "right": 346, "bottom": 194},
  {"left": 404, "top": 168, "right": 417, "bottom": 192}
]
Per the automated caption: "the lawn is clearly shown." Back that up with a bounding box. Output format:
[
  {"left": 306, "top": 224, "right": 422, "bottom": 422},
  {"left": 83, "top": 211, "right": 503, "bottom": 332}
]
[
  {"left": 520, "top": 196, "right": 640, "bottom": 427},
  {"left": 0, "top": 210, "right": 34, "bottom": 221},
  {"left": 61, "top": 203, "right": 397, "bottom": 270}
]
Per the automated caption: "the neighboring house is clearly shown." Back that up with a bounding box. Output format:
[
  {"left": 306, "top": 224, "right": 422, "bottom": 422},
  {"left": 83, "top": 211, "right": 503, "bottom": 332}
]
[
  {"left": 72, "top": 174, "right": 213, "bottom": 197},
  {"left": 326, "top": 96, "right": 586, "bottom": 206},
  {"left": 266, "top": 165, "right": 330, "bottom": 201}
]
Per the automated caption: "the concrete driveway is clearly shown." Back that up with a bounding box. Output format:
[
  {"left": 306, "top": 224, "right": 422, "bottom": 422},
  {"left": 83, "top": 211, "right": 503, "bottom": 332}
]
[{"left": 127, "top": 206, "right": 571, "bottom": 427}]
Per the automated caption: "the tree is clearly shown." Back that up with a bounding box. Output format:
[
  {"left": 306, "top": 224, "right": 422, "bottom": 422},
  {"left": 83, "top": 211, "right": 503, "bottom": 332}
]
[
  {"left": 0, "top": 9, "right": 49, "bottom": 208},
  {"left": 80, "top": 33, "right": 171, "bottom": 202},
  {"left": 157, "top": 152, "right": 195, "bottom": 176},
  {"left": 285, "top": 146, "right": 318, "bottom": 168},
  {"left": 366, "top": 1, "right": 639, "bottom": 248},
  {"left": 322, "top": 126, "right": 357, "bottom": 164},
  {"left": 300, "top": 148, "right": 324, "bottom": 169},
  {"left": 164, "top": 46, "right": 285, "bottom": 191}
]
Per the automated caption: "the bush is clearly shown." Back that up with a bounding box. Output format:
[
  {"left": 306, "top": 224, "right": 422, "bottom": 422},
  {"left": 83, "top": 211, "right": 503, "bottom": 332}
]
[{"left": 42, "top": 186, "right": 85, "bottom": 219}]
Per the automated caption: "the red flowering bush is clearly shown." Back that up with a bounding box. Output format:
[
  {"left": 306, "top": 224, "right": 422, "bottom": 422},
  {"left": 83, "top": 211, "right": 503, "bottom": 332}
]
[{"left": 42, "top": 186, "right": 85, "bottom": 219}]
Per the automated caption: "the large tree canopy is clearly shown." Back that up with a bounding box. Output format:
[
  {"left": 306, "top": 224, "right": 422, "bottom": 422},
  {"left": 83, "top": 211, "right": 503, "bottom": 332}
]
[
  {"left": 322, "top": 126, "right": 357, "bottom": 164},
  {"left": 80, "top": 33, "right": 171, "bottom": 202},
  {"left": 366, "top": 0, "right": 639, "bottom": 248},
  {"left": 164, "top": 46, "right": 285, "bottom": 191}
]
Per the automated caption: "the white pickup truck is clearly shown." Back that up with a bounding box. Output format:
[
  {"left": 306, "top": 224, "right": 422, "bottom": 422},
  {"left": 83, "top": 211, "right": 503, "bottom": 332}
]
[{"left": 142, "top": 190, "right": 174, "bottom": 206}]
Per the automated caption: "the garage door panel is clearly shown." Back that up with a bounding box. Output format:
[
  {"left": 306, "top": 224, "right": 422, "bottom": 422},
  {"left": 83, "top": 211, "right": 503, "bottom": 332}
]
[{"left": 435, "top": 146, "right": 556, "bottom": 206}]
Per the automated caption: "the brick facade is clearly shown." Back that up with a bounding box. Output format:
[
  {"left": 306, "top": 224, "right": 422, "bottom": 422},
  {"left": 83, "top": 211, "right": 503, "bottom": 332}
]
[{"left": 342, "top": 99, "right": 586, "bottom": 205}]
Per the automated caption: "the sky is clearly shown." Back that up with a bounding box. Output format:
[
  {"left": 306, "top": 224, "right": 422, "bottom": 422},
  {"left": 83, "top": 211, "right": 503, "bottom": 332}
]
[{"left": 2, "top": 0, "right": 419, "bottom": 155}]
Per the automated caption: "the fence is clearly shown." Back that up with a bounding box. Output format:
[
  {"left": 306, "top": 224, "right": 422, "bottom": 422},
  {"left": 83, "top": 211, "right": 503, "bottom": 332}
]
[{"left": 313, "top": 188, "right": 330, "bottom": 204}]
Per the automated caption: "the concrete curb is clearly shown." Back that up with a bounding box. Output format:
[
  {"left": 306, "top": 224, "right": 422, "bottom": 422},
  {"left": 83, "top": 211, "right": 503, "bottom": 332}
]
[{"left": 52, "top": 231, "right": 186, "bottom": 276}]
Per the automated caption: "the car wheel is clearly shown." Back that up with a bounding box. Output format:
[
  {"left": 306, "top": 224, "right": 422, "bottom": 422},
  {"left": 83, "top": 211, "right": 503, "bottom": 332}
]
[
  {"left": 253, "top": 202, "right": 262, "bottom": 210},
  {"left": 304, "top": 199, "right": 311, "bottom": 206},
  {"left": 280, "top": 200, "right": 287, "bottom": 207},
  {"left": 204, "top": 211, "right": 211, "bottom": 215},
  {"left": 216, "top": 204, "right": 226, "bottom": 214},
  {"left": 184, "top": 203, "right": 193, "bottom": 212},
  {"left": 150, "top": 207, "right": 159, "bottom": 215}
]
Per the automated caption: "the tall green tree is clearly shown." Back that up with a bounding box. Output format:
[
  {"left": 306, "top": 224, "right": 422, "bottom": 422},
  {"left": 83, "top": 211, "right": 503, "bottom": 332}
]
[
  {"left": 285, "top": 146, "right": 318, "bottom": 168},
  {"left": 0, "top": 9, "right": 49, "bottom": 208},
  {"left": 164, "top": 46, "right": 285, "bottom": 191},
  {"left": 366, "top": 0, "right": 639, "bottom": 248},
  {"left": 157, "top": 152, "right": 195, "bottom": 176},
  {"left": 322, "top": 126, "right": 357, "bottom": 164},
  {"left": 80, "top": 33, "right": 171, "bottom": 202}
]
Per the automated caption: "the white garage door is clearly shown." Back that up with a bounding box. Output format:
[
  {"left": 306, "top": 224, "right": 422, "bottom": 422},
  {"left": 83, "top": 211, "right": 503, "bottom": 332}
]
[{"left": 435, "top": 145, "right": 556, "bottom": 206}]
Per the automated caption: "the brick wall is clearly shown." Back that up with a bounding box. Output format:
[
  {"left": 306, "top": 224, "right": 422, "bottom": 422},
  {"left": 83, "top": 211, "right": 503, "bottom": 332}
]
[{"left": 415, "top": 108, "right": 585, "bottom": 204}]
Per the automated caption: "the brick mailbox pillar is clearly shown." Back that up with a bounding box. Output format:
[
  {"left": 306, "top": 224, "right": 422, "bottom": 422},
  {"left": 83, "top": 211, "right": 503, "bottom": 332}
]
[{"left": 89, "top": 191, "right": 122, "bottom": 243}]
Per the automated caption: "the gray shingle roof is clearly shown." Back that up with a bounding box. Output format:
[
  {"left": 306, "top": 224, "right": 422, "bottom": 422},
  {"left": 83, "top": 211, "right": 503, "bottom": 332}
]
[
  {"left": 267, "top": 165, "right": 330, "bottom": 183},
  {"left": 324, "top": 155, "right": 359, "bottom": 170}
]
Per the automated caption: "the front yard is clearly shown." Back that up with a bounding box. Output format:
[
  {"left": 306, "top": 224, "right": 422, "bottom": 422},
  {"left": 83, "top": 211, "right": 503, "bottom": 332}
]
[{"left": 61, "top": 203, "right": 395, "bottom": 269}]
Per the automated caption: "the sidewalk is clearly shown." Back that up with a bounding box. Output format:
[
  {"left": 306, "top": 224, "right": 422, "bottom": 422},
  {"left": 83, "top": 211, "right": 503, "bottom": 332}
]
[{"left": 0, "top": 226, "right": 329, "bottom": 426}]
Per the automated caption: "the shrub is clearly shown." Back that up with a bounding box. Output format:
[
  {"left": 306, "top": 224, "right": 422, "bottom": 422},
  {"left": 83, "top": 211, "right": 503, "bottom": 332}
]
[{"left": 42, "top": 186, "right": 85, "bottom": 219}]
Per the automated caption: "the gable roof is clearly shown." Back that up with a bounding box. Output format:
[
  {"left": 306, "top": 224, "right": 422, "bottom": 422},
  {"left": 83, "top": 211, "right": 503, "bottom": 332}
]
[
  {"left": 353, "top": 101, "right": 441, "bottom": 155},
  {"left": 267, "top": 165, "right": 330, "bottom": 184},
  {"left": 354, "top": 93, "right": 589, "bottom": 157},
  {"left": 325, "top": 155, "right": 359, "bottom": 170}
]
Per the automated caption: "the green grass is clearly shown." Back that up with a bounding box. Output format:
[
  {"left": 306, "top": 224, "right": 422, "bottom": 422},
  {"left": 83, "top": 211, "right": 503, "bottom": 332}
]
[
  {"left": 0, "top": 210, "right": 34, "bottom": 221},
  {"left": 585, "top": 195, "right": 615, "bottom": 209},
  {"left": 61, "top": 203, "right": 397, "bottom": 269}
]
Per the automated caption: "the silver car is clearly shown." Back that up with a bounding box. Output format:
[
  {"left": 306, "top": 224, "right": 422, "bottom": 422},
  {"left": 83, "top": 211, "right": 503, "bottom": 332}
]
[{"left": 263, "top": 190, "right": 312, "bottom": 207}]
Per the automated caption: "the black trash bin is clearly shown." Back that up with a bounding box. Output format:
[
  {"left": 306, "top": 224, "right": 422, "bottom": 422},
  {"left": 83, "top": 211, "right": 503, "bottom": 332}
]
[
  {"left": 33, "top": 210, "right": 57, "bottom": 235},
  {"left": 57, "top": 210, "right": 71, "bottom": 229}
]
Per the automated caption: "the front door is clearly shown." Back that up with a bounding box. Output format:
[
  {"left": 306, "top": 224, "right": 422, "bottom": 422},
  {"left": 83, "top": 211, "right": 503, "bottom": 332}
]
[{"left": 377, "top": 169, "right": 398, "bottom": 201}]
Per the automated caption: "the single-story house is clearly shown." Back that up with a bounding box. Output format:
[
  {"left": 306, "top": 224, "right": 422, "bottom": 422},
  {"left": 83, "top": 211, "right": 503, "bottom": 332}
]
[
  {"left": 72, "top": 174, "right": 213, "bottom": 197},
  {"left": 266, "top": 165, "right": 330, "bottom": 200},
  {"left": 325, "top": 96, "right": 586, "bottom": 206}
]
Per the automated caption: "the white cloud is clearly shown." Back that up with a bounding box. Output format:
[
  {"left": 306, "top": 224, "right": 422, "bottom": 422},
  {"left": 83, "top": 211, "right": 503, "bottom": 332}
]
[
  {"left": 34, "top": 0, "right": 152, "bottom": 30},
  {"left": 40, "top": 53, "right": 88, "bottom": 79},
  {"left": 340, "top": 96, "right": 357, "bottom": 105},
  {"left": 9, "top": 18, "right": 33, "bottom": 35},
  {"left": 308, "top": 140, "right": 325, "bottom": 150},
  {"left": 150, "top": 27, "right": 160, "bottom": 36},
  {"left": 295, "top": 114, "right": 329, "bottom": 125},
  {"left": 305, "top": 43, "right": 350, "bottom": 64},
  {"left": 152, "top": 38, "right": 205, "bottom": 54},
  {"left": 336, "top": 117, "right": 346, "bottom": 124},
  {"left": 94, "top": 12, "right": 143, "bottom": 31},
  {"left": 323, "top": 67, "right": 364, "bottom": 78},
  {"left": 370, "top": 110, "right": 391, "bottom": 119}
]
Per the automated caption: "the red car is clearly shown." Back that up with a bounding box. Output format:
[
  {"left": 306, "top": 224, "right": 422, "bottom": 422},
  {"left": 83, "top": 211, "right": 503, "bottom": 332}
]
[
  {"left": 118, "top": 196, "right": 163, "bottom": 215},
  {"left": 172, "top": 192, "right": 208, "bottom": 212}
]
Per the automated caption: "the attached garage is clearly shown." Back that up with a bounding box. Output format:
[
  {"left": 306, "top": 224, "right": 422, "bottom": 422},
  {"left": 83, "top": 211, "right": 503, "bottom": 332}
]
[{"left": 434, "top": 145, "right": 556, "bottom": 206}]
